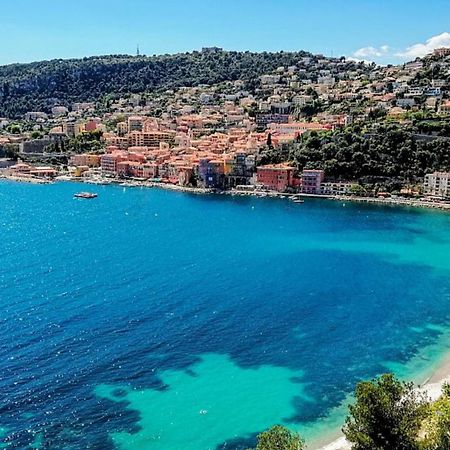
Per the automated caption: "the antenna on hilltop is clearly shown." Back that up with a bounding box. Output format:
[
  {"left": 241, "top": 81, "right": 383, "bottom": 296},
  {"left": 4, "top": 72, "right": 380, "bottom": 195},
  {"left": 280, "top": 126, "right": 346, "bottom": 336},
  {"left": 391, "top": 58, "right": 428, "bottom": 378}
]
[{"left": 136, "top": 44, "right": 140, "bottom": 57}]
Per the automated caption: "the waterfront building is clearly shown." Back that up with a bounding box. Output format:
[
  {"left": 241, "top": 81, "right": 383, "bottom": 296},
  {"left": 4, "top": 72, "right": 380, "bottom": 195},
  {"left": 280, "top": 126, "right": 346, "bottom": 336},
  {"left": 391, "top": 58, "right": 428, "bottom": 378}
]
[
  {"left": 100, "top": 152, "right": 129, "bottom": 174},
  {"left": 256, "top": 164, "right": 294, "bottom": 192},
  {"left": 9, "top": 163, "right": 33, "bottom": 174},
  {"left": 142, "top": 162, "right": 159, "bottom": 179},
  {"left": 320, "top": 182, "right": 354, "bottom": 196},
  {"left": 29, "top": 166, "right": 57, "bottom": 178},
  {"left": 301, "top": 169, "right": 325, "bottom": 194},
  {"left": 198, "top": 158, "right": 225, "bottom": 188},
  {"left": 69, "top": 154, "right": 100, "bottom": 167},
  {"left": 424, "top": 172, "right": 450, "bottom": 198}
]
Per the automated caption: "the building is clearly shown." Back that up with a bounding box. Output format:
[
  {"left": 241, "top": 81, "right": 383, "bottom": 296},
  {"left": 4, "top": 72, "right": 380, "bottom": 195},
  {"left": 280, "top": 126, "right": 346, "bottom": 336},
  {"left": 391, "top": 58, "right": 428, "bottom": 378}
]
[
  {"left": 20, "top": 139, "right": 51, "bottom": 154},
  {"left": 202, "top": 47, "right": 223, "bottom": 53},
  {"left": 198, "top": 158, "right": 225, "bottom": 188},
  {"left": 52, "top": 106, "right": 69, "bottom": 117},
  {"left": 268, "top": 122, "right": 331, "bottom": 136},
  {"left": 69, "top": 154, "right": 100, "bottom": 167},
  {"left": 301, "top": 169, "right": 325, "bottom": 194},
  {"left": 424, "top": 172, "right": 450, "bottom": 197},
  {"left": 128, "top": 131, "right": 176, "bottom": 148},
  {"left": 62, "top": 121, "right": 83, "bottom": 137},
  {"left": 256, "top": 113, "right": 289, "bottom": 130},
  {"left": 433, "top": 47, "right": 450, "bottom": 58},
  {"left": 128, "top": 116, "right": 145, "bottom": 132},
  {"left": 256, "top": 164, "right": 294, "bottom": 192},
  {"left": 101, "top": 152, "right": 129, "bottom": 174},
  {"left": 321, "top": 182, "right": 354, "bottom": 195},
  {"left": 439, "top": 100, "right": 450, "bottom": 115}
]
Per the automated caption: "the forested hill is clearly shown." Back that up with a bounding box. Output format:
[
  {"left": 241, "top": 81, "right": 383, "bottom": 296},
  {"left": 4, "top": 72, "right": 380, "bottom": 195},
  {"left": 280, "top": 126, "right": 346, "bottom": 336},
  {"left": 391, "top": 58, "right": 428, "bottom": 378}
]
[{"left": 0, "top": 50, "right": 312, "bottom": 117}]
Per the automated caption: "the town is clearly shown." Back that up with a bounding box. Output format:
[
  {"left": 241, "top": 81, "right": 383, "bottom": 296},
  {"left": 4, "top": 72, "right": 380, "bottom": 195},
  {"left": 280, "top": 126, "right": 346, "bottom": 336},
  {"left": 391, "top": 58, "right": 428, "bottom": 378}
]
[{"left": 1, "top": 46, "right": 450, "bottom": 203}]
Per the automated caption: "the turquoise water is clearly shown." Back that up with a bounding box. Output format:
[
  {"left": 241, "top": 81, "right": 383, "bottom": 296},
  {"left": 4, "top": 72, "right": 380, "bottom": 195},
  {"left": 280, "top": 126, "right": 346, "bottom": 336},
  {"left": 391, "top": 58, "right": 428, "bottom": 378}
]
[{"left": 2, "top": 180, "right": 450, "bottom": 449}]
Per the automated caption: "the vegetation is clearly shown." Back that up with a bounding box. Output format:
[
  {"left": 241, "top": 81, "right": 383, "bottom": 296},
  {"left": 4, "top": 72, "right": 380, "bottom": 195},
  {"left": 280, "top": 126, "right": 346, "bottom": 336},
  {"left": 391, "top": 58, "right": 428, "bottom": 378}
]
[
  {"left": 65, "top": 130, "right": 104, "bottom": 154},
  {"left": 343, "top": 374, "right": 428, "bottom": 450},
  {"left": 0, "top": 51, "right": 314, "bottom": 117},
  {"left": 252, "top": 376, "right": 450, "bottom": 450},
  {"left": 248, "top": 425, "right": 305, "bottom": 450},
  {"left": 259, "top": 122, "right": 450, "bottom": 189},
  {"left": 419, "top": 384, "right": 450, "bottom": 450}
]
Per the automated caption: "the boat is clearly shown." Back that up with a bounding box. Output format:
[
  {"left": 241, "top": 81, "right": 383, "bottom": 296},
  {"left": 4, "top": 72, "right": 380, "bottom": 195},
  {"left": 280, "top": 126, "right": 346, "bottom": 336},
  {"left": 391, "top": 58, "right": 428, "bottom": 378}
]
[
  {"left": 74, "top": 192, "right": 98, "bottom": 199},
  {"left": 293, "top": 199, "right": 304, "bottom": 204}
]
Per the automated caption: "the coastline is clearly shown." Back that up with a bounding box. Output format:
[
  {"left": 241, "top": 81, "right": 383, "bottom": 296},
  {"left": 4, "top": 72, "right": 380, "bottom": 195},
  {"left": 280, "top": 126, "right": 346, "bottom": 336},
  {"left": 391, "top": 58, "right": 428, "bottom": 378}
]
[
  {"left": 62, "top": 175, "right": 450, "bottom": 212},
  {"left": 0, "top": 173, "right": 51, "bottom": 184},
  {"left": 3, "top": 172, "right": 450, "bottom": 212},
  {"left": 315, "top": 350, "right": 450, "bottom": 450}
]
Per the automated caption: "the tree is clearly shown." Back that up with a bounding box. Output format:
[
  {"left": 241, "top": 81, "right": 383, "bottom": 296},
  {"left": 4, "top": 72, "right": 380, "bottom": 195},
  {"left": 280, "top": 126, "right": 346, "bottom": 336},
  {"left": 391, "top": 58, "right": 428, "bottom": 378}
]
[
  {"left": 250, "top": 425, "right": 305, "bottom": 450},
  {"left": 343, "top": 374, "right": 428, "bottom": 450},
  {"left": 419, "top": 384, "right": 450, "bottom": 450},
  {"left": 267, "top": 132, "right": 273, "bottom": 149}
]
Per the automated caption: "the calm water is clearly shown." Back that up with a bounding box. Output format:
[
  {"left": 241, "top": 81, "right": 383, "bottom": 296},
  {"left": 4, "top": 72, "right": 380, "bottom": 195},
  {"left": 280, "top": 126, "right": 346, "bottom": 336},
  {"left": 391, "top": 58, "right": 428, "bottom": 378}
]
[{"left": 2, "top": 180, "right": 450, "bottom": 449}]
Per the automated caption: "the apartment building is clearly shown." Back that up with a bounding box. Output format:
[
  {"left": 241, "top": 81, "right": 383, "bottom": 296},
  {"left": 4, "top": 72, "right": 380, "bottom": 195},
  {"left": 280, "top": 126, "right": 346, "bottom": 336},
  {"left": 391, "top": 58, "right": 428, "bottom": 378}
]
[
  {"left": 256, "top": 164, "right": 294, "bottom": 192},
  {"left": 301, "top": 169, "right": 325, "bottom": 194},
  {"left": 424, "top": 172, "right": 450, "bottom": 197},
  {"left": 128, "top": 131, "right": 176, "bottom": 148}
]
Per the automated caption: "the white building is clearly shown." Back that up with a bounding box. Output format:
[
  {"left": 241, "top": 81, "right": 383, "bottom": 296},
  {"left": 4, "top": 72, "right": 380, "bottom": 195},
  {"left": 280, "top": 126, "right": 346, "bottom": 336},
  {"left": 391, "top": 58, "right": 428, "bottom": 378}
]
[
  {"left": 424, "top": 172, "right": 450, "bottom": 197},
  {"left": 51, "top": 106, "right": 69, "bottom": 117}
]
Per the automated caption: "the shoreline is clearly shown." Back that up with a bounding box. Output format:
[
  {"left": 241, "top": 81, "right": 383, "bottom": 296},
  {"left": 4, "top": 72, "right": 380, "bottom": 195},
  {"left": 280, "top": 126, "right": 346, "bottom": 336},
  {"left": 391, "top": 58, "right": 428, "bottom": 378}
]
[
  {"left": 60, "top": 175, "right": 450, "bottom": 212},
  {"left": 0, "top": 174, "right": 51, "bottom": 184},
  {"left": 3, "top": 172, "right": 450, "bottom": 212},
  {"left": 315, "top": 352, "right": 450, "bottom": 450}
]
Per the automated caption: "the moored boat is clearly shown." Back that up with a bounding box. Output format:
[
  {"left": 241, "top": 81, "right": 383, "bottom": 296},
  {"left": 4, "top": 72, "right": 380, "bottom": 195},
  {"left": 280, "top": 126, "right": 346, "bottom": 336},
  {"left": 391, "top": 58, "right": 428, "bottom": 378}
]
[{"left": 74, "top": 192, "right": 98, "bottom": 199}]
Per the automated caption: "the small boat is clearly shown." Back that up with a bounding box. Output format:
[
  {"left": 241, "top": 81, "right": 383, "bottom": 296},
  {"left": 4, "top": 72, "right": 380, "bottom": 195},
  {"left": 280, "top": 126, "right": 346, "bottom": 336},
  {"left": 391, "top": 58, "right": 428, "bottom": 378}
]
[
  {"left": 74, "top": 192, "right": 98, "bottom": 199},
  {"left": 293, "top": 199, "right": 304, "bottom": 204}
]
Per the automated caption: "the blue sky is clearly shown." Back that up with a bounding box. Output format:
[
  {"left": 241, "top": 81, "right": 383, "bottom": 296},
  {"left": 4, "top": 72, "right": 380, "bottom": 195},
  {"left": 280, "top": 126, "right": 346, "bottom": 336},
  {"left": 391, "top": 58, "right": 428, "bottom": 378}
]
[{"left": 1, "top": 0, "right": 449, "bottom": 65}]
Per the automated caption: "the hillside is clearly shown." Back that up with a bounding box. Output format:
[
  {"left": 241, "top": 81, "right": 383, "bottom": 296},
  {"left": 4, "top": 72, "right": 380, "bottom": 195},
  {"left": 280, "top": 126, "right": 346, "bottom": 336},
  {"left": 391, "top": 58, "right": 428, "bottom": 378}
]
[{"left": 0, "top": 50, "right": 314, "bottom": 117}]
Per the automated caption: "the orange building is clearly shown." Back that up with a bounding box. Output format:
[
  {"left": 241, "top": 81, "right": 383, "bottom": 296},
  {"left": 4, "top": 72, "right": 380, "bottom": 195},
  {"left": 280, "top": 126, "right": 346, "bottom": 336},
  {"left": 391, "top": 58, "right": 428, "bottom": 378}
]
[{"left": 256, "top": 164, "right": 295, "bottom": 192}]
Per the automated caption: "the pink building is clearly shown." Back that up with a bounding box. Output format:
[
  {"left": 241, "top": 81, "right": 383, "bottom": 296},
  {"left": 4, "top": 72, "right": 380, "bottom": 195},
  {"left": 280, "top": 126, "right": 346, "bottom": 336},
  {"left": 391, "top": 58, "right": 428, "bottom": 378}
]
[
  {"left": 301, "top": 169, "right": 325, "bottom": 194},
  {"left": 84, "top": 120, "right": 98, "bottom": 132},
  {"left": 257, "top": 164, "right": 294, "bottom": 192},
  {"left": 101, "top": 152, "right": 129, "bottom": 174}
]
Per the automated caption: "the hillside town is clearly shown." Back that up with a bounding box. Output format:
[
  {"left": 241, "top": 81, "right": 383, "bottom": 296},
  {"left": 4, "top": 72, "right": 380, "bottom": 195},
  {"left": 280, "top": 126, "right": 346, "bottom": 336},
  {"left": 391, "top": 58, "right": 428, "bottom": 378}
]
[{"left": 1, "top": 47, "right": 450, "bottom": 200}]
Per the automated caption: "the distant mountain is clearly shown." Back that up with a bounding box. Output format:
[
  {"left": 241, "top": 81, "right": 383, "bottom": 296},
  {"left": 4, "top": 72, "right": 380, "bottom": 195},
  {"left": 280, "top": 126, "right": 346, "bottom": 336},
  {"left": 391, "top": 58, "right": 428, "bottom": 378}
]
[{"left": 0, "top": 50, "right": 314, "bottom": 117}]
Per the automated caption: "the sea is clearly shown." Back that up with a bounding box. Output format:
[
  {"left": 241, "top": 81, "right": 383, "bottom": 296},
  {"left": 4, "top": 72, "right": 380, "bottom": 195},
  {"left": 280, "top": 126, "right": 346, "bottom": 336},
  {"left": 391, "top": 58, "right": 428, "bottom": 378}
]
[{"left": 1, "top": 180, "right": 450, "bottom": 449}]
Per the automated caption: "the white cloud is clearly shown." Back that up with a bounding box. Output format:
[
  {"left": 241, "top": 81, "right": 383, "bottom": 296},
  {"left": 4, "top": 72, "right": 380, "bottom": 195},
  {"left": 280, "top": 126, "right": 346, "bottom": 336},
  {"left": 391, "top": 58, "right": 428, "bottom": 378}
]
[
  {"left": 349, "top": 33, "right": 450, "bottom": 64},
  {"left": 353, "top": 45, "right": 389, "bottom": 59},
  {"left": 395, "top": 32, "right": 450, "bottom": 59}
]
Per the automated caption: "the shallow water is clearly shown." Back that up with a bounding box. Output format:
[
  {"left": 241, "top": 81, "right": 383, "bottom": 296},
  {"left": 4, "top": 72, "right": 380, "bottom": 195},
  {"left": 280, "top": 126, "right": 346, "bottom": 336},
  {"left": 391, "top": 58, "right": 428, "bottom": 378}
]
[{"left": 1, "top": 180, "right": 450, "bottom": 449}]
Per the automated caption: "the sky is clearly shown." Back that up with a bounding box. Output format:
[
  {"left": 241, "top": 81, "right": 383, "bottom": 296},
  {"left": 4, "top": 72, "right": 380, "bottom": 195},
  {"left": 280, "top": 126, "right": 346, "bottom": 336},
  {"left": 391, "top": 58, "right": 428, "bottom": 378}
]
[{"left": 1, "top": 0, "right": 450, "bottom": 66}]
